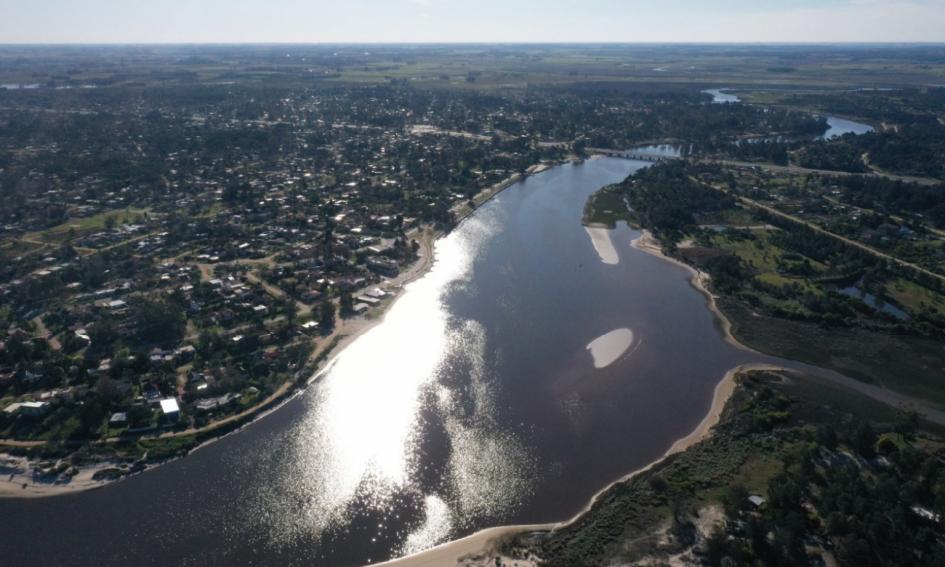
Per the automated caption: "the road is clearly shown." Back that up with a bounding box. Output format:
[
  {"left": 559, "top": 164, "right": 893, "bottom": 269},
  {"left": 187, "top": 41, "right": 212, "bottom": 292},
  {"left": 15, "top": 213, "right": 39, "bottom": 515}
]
[
  {"left": 711, "top": 184, "right": 945, "bottom": 285},
  {"left": 704, "top": 158, "right": 941, "bottom": 186}
]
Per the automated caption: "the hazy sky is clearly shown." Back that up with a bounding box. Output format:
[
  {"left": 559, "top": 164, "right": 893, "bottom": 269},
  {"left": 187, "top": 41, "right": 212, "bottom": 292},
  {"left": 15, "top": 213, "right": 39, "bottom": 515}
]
[{"left": 1, "top": 0, "right": 945, "bottom": 43}]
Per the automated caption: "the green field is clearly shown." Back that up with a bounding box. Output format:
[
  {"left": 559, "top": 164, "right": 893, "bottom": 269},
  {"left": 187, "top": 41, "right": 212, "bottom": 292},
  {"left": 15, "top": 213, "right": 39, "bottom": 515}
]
[{"left": 24, "top": 207, "right": 149, "bottom": 243}]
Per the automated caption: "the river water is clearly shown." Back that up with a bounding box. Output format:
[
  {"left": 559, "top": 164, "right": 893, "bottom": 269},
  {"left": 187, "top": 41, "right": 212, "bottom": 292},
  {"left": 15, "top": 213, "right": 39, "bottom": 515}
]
[
  {"left": 704, "top": 88, "right": 874, "bottom": 139},
  {"left": 822, "top": 115, "right": 874, "bottom": 139},
  {"left": 0, "top": 157, "right": 844, "bottom": 566}
]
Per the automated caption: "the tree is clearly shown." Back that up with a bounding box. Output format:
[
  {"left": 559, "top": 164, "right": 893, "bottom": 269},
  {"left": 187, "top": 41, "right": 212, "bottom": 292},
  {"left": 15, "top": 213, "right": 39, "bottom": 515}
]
[
  {"left": 319, "top": 300, "right": 336, "bottom": 330},
  {"left": 285, "top": 299, "right": 298, "bottom": 326},
  {"left": 723, "top": 483, "right": 750, "bottom": 516},
  {"left": 87, "top": 317, "right": 119, "bottom": 356},
  {"left": 339, "top": 291, "right": 354, "bottom": 316},
  {"left": 572, "top": 138, "right": 587, "bottom": 157},
  {"left": 131, "top": 298, "right": 185, "bottom": 347},
  {"left": 127, "top": 405, "right": 153, "bottom": 428}
]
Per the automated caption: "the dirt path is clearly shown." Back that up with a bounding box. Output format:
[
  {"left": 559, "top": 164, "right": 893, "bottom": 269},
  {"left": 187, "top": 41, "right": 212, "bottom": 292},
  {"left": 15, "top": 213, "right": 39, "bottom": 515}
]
[
  {"left": 31, "top": 315, "right": 61, "bottom": 351},
  {"left": 193, "top": 254, "right": 313, "bottom": 315},
  {"left": 822, "top": 194, "right": 945, "bottom": 239},
  {"left": 728, "top": 190, "right": 945, "bottom": 285},
  {"left": 0, "top": 439, "right": 45, "bottom": 448},
  {"left": 244, "top": 270, "right": 313, "bottom": 316},
  {"left": 151, "top": 380, "right": 294, "bottom": 441}
]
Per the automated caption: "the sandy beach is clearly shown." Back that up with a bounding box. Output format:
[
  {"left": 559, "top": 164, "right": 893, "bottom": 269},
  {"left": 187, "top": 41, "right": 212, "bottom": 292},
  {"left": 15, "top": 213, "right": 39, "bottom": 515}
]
[
  {"left": 631, "top": 229, "right": 750, "bottom": 352},
  {"left": 585, "top": 226, "right": 620, "bottom": 265},
  {"left": 381, "top": 360, "right": 773, "bottom": 567},
  {"left": 0, "top": 454, "right": 120, "bottom": 498}
]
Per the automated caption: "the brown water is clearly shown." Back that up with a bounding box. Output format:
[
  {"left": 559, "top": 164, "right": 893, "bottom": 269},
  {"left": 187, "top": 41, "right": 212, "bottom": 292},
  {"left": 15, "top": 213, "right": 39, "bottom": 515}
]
[{"left": 0, "top": 157, "right": 838, "bottom": 566}]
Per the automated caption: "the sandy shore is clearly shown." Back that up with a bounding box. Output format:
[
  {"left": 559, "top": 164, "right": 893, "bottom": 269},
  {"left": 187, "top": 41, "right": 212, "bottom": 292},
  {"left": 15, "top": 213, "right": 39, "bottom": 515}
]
[
  {"left": 0, "top": 455, "right": 120, "bottom": 497},
  {"left": 375, "top": 525, "right": 552, "bottom": 567},
  {"left": 382, "top": 360, "right": 774, "bottom": 567},
  {"left": 631, "top": 229, "right": 753, "bottom": 353},
  {"left": 383, "top": 227, "right": 786, "bottom": 566}
]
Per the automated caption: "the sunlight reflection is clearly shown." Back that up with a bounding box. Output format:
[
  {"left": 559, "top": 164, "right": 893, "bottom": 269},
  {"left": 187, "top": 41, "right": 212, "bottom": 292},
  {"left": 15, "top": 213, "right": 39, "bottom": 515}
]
[{"left": 255, "top": 212, "right": 512, "bottom": 544}]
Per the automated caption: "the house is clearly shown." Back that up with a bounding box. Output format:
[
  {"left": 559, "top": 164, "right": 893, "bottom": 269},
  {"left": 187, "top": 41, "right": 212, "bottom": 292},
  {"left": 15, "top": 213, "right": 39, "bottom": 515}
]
[
  {"left": 194, "top": 398, "right": 219, "bottom": 412},
  {"left": 748, "top": 495, "right": 766, "bottom": 508},
  {"left": 109, "top": 412, "right": 128, "bottom": 426},
  {"left": 4, "top": 401, "right": 50, "bottom": 417},
  {"left": 160, "top": 398, "right": 180, "bottom": 422},
  {"left": 302, "top": 289, "right": 323, "bottom": 303},
  {"left": 194, "top": 393, "right": 239, "bottom": 413},
  {"left": 175, "top": 345, "right": 196, "bottom": 361},
  {"left": 367, "top": 257, "right": 399, "bottom": 277},
  {"left": 912, "top": 505, "right": 941, "bottom": 523},
  {"left": 22, "top": 401, "right": 50, "bottom": 417}
]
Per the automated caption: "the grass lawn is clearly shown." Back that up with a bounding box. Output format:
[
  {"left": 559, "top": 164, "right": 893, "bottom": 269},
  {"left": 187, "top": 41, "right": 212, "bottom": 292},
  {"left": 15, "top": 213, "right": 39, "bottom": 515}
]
[
  {"left": 583, "top": 187, "right": 632, "bottom": 228},
  {"left": 887, "top": 277, "right": 945, "bottom": 317},
  {"left": 26, "top": 207, "right": 149, "bottom": 243},
  {"left": 721, "top": 297, "right": 945, "bottom": 407}
]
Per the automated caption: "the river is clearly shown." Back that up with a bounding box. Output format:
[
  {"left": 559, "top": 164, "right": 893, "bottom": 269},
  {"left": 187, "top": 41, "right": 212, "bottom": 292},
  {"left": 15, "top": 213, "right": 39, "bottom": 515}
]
[
  {"left": 0, "top": 156, "right": 849, "bottom": 566},
  {"left": 704, "top": 88, "right": 874, "bottom": 139}
]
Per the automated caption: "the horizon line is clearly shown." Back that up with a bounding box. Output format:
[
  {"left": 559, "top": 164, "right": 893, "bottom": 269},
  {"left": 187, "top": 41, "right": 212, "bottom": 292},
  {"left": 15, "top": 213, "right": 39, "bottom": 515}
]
[{"left": 2, "top": 41, "right": 945, "bottom": 47}]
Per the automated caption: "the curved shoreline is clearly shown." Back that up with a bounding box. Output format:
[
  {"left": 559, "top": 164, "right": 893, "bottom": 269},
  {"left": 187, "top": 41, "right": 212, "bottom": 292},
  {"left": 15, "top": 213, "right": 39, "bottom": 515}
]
[
  {"left": 379, "top": 363, "right": 777, "bottom": 567},
  {"left": 379, "top": 229, "right": 777, "bottom": 567},
  {"left": 0, "top": 163, "right": 553, "bottom": 500},
  {"left": 630, "top": 229, "right": 756, "bottom": 354},
  {"left": 0, "top": 232, "right": 438, "bottom": 499},
  {"left": 0, "top": 160, "right": 851, "bottom": 563}
]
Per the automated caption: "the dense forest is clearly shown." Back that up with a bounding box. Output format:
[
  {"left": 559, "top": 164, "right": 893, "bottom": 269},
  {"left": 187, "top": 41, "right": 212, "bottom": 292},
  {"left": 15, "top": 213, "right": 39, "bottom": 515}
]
[{"left": 783, "top": 89, "right": 945, "bottom": 179}]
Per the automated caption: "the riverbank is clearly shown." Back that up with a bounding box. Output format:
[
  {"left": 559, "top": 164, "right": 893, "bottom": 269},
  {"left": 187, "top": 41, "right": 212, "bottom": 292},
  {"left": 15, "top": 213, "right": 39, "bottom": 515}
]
[
  {"left": 631, "top": 229, "right": 750, "bottom": 353},
  {"left": 378, "top": 196, "right": 772, "bottom": 567},
  {"left": 0, "top": 454, "right": 120, "bottom": 497},
  {"left": 0, "top": 163, "right": 545, "bottom": 500},
  {"left": 304, "top": 161, "right": 560, "bottom": 390},
  {"left": 452, "top": 161, "right": 556, "bottom": 224},
  {"left": 381, "top": 362, "right": 774, "bottom": 567},
  {"left": 0, "top": 230, "right": 443, "bottom": 500}
]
